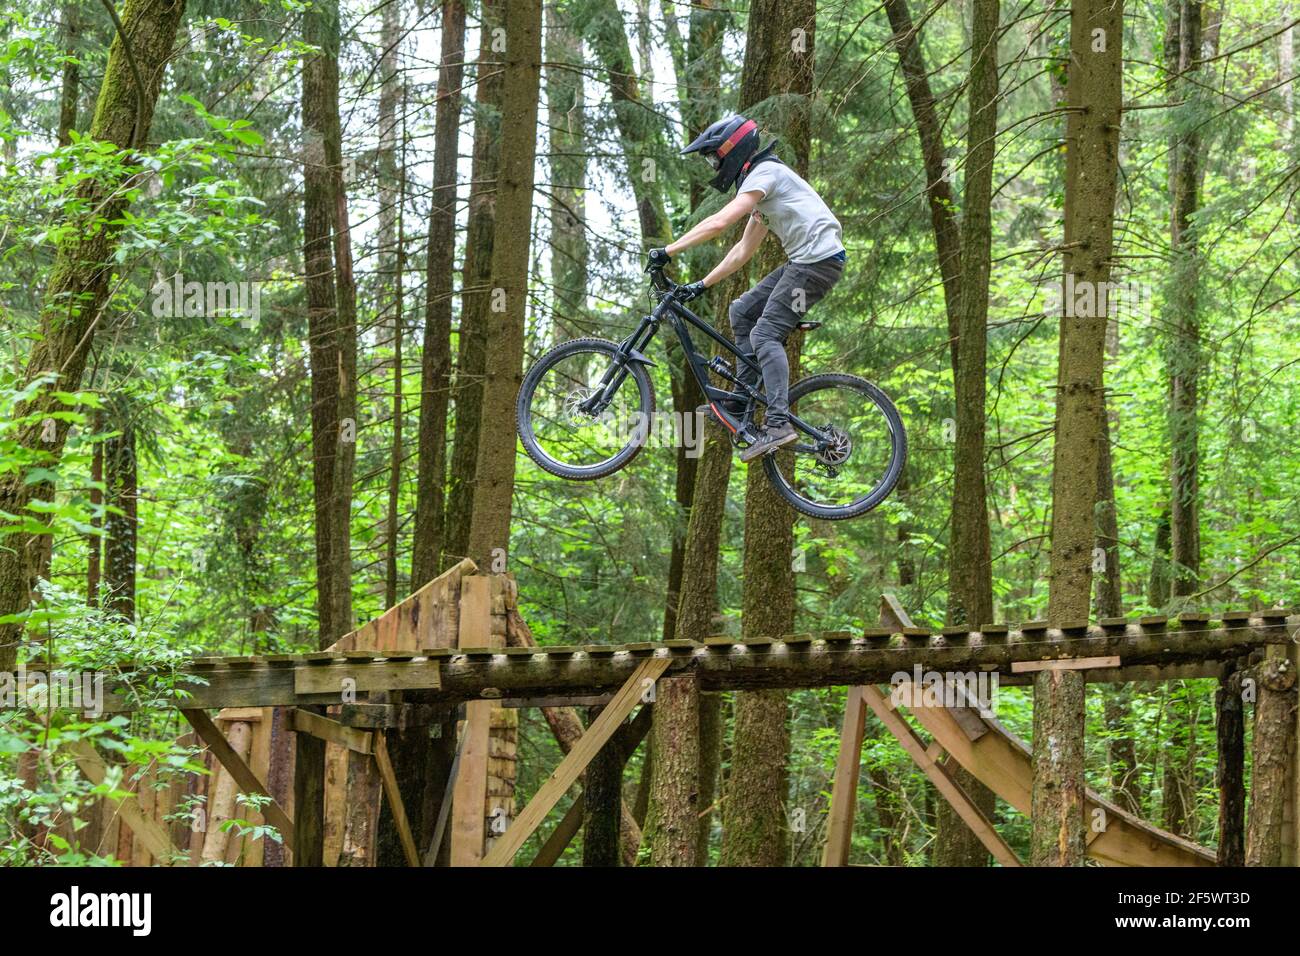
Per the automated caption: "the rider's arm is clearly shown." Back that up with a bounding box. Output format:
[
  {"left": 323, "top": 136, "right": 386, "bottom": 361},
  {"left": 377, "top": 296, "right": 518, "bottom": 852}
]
[
  {"left": 700, "top": 213, "right": 768, "bottom": 287},
  {"left": 665, "top": 190, "right": 761, "bottom": 257}
]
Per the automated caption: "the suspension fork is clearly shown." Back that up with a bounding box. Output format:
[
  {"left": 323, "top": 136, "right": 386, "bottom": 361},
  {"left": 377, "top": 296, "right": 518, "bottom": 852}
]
[{"left": 578, "top": 311, "right": 662, "bottom": 414}]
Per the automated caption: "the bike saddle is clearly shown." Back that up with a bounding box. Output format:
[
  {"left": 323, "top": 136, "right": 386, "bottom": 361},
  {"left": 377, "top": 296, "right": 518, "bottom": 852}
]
[{"left": 797, "top": 320, "right": 822, "bottom": 332}]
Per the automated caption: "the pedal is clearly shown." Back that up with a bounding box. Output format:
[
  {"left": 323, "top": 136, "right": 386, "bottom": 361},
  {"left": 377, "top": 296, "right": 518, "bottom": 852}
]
[{"left": 797, "top": 320, "right": 822, "bottom": 332}]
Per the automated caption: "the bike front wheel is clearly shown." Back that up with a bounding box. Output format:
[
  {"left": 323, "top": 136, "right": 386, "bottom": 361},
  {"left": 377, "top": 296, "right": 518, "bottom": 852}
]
[
  {"left": 516, "top": 337, "right": 656, "bottom": 481},
  {"left": 762, "top": 372, "right": 907, "bottom": 521}
]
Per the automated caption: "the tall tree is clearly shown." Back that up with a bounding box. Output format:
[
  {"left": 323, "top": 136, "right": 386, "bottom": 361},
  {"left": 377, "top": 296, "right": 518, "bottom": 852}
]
[
  {"left": 720, "top": 0, "right": 815, "bottom": 868},
  {"left": 303, "top": 0, "right": 357, "bottom": 646},
  {"left": 883, "top": 0, "right": 963, "bottom": 370},
  {"left": 0, "top": 0, "right": 187, "bottom": 673},
  {"left": 57, "top": 2, "right": 80, "bottom": 147},
  {"left": 464, "top": 0, "right": 541, "bottom": 569},
  {"left": 444, "top": 0, "right": 503, "bottom": 564},
  {"left": 936, "top": 0, "right": 999, "bottom": 868},
  {"left": 377, "top": 0, "right": 406, "bottom": 608},
  {"left": 1166, "top": 0, "right": 1204, "bottom": 599},
  {"left": 1160, "top": 0, "right": 1218, "bottom": 839},
  {"left": 1034, "top": 0, "right": 1125, "bottom": 866},
  {"left": 102, "top": 406, "right": 137, "bottom": 622},
  {"left": 545, "top": 1, "right": 588, "bottom": 345},
  {"left": 412, "top": 0, "right": 467, "bottom": 586}
]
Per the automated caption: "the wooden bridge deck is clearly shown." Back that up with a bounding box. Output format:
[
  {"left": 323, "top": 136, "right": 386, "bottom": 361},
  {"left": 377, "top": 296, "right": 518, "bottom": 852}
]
[{"left": 62, "top": 610, "right": 1296, "bottom": 714}]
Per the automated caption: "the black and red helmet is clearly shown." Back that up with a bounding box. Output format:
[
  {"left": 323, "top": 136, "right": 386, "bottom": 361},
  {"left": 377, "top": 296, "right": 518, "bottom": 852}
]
[{"left": 682, "top": 115, "right": 762, "bottom": 193}]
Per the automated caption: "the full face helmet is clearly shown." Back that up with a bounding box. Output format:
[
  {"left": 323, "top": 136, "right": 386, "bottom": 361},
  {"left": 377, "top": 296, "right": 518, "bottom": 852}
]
[{"left": 682, "top": 115, "right": 763, "bottom": 193}]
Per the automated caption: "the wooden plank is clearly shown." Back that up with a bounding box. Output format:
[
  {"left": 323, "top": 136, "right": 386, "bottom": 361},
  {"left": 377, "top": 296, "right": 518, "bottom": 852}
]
[
  {"left": 200, "top": 719, "right": 253, "bottom": 864},
  {"left": 481, "top": 656, "right": 671, "bottom": 867},
  {"left": 529, "top": 795, "right": 584, "bottom": 867},
  {"left": 822, "top": 686, "right": 867, "bottom": 866},
  {"left": 287, "top": 708, "right": 374, "bottom": 754},
  {"left": 183, "top": 709, "right": 295, "bottom": 849},
  {"left": 1010, "top": 655, "right": 1121, "bottom": 673},
  {"left": 68, "top": 740, "right": 180, "bottom": 865},
  {"left": 451, "top": 575, "right": 494, "bottom": 865},
  {"left": 860, "top": 685, "right": 1022, "bottom": 867},
  {"left": 291, "top": 706, "right": 327, "bottom": 866},
  {"left": 243, "top": 709, "right": 273, "bottom": 866},
  {"left": 325, "top": 557, "right": 476, "bottom": 654},
  {"left": 292, "top": 660, "right": 441, "bottom": 696},
  {"left": 372, "top": 731, "right": 420, "bottom": 866}
]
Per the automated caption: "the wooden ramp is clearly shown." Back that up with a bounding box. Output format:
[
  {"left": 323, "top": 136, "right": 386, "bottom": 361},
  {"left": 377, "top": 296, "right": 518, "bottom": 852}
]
[
  {"left": 823, "top": 595, "right": 1217, "bottom": 867},
  {"left": 907, "top": 697, "right": 1216, "bottom": 866}
]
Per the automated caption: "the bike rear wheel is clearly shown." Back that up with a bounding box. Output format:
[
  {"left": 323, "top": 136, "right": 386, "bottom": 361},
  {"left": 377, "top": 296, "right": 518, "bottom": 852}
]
[
  {"left": 762, "top": 372, "right": 907, "bottom": 521},
  {"left": 516, "top": 337, "right": 656, "bottom": 481}
]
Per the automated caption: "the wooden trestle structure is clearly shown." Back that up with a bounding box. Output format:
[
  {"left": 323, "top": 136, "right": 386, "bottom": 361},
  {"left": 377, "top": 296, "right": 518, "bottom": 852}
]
[{"left": 22, "top": 559, "right": 1300, "bottom": 866}]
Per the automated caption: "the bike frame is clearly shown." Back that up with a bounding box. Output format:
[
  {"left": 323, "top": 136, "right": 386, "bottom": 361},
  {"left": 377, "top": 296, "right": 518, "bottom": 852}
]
[{"left": 582, "top": 277, "right": 828, "bottom": 450}]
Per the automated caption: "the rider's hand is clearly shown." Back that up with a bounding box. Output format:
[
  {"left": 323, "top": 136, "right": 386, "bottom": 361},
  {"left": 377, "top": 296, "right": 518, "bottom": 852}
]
[
  {"left": 646, "top": 248, "right": 672, "bottom": 271},
  {"left": 678, "top": 280, "right": 707, "bottom": 302}
]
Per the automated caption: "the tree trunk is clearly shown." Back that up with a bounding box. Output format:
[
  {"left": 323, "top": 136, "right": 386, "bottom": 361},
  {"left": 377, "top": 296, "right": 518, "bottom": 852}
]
[
  {"left": 102, "top": 417, "right": 137, "bottom": 622},
  {"left": 1103, "top": 685, "right": 1140, "bottom": 815},
  {"left": 578, "top": 0, "right": 670, "bottom": 243},
  {"left": 1034, "top": 0, "right": 1124, "bottom": 867},
  {"left": 935, "top": 0, "right": 999, "bottom": 867},
  {"left": 643, "top": 676, "right": 700, "bottom": 865},
  {"left": 662, "top": 0, "right": 724, "bottom": 648},
  {"left": 582, "top": 705, "right": 623, "bottom": 866},
  {"left": 303, "top": 0, "right": 356, "bottom": 647},
  {"left": 882, "top": 0, "right": 962, "bottom": 370},
  {"left": 0, "top": 0, "right": 186, "bottom": 673},
  {"left": 720, "top": 0, "right": 815, "bottom": 868},
  {"left": 464, "top": 0, "right": 541, "bottom": 570},
  {"left": 1160, "top": 681, "right": 1192, "bottom": 836},
  {"left": 412, "top": 0, "right": 467, "bottom": 586},
  {"left": 1166, "top": 0, "right": 1203, "bottom": 599},
  {"left": 444, "top": 0, "right": 504, "bottom": 564},
  {"left": 546, "top": 3, "right": 588, "bottom": 344},
  {"left": 57, "top": 2, "right": 79, "bottom": 147},
  {"left": 1244, "top": 657, "right": 1297, "bottom": 866},
  {"left": 87, "top": 415, "right": 103, "bottom": 605},
  {"left": 378, "top": 0, "right": 405, "bottom": 609},
  {"left": 1215, "top": 665, "right": 1245, "bottom": 865}
]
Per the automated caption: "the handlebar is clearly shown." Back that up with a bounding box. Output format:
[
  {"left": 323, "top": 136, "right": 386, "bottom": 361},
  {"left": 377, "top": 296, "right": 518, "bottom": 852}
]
[{"left": 647, "top": 264, "right": 677, "bottom": 295}]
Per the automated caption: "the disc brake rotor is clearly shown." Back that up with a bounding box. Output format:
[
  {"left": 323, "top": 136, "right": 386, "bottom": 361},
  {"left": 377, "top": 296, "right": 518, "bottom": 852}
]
[
  {"left": 564, "top": 386, "right": 599, "bottom": 423},
  {"left": 814, "top": 425, "right": 852, "bottom": 468}
]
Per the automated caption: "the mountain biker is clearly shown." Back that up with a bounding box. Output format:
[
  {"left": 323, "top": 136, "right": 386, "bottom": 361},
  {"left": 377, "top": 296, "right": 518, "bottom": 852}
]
[{"left": 647, "top": 114, "right": 846, "bottom": 462}]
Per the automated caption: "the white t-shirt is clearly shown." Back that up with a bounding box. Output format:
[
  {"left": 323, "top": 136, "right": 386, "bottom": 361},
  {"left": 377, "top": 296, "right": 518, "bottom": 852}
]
[{"left": 739, "top": 162, "right": 844, "bottom": 264}]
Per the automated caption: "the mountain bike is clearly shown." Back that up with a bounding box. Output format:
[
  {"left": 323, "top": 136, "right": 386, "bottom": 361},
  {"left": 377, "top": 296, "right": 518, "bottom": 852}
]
[{"left": 515, "top": 261, "right": 907, "bottom": 520}]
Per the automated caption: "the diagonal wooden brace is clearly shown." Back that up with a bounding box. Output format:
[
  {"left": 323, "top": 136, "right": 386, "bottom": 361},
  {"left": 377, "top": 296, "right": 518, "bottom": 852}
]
[{"left": 480, "top": 656, "right": 670, "bottom": 867}]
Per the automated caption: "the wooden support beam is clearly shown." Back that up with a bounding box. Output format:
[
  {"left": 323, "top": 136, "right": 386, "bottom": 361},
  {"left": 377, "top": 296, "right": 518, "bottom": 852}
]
[
  {"left": 860, "top": 685, "right": 1022, "bottom": 867},
  {"left": 372, "top": 731, "right": 420, "bottom": 866},
  {"left": 288, "top": 707, "right": 374, "bottom": 754},
  {"left": 530, "top": 795, "right": 584, "bottom": 867},
  {"left": 451, "top": 575, "right": 493, "bottom": 865},
  {"left": 1010, "top": 655, "right": 1120, "bottom": 673},
  {"left": 291, "top": 705, "right": 326, "bottom": 866},
  {"left": 822, "top": 686, "right": 867, "bottom": 866},
  {"left": 181, "top": 709, "right": 295, "bottom": 847},
  {"left": 481, "top": 656, "right": 671, "bottom": 867},
  {"left": 424, "top": 713, "right": 465, "bottom": 866},
  {"left": 68, "top": 740, "right": 182, "bottom": 865}
]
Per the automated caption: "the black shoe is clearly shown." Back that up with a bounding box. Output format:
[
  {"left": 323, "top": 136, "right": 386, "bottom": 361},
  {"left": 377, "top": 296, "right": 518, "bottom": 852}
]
[
  {"left": 697, "top": 400, "right": 745, "bottom": 426},
  {"left": 739, "top": 423, "right": 798, "bottom": 462}
]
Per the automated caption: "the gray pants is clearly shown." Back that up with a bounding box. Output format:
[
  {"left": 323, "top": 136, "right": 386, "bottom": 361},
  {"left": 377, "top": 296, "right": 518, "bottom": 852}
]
[{"left": 728, "top": 256, "right": 844, "bottom": 427}]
